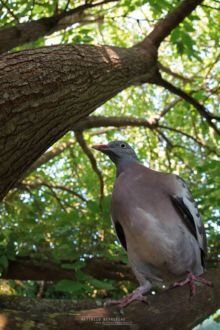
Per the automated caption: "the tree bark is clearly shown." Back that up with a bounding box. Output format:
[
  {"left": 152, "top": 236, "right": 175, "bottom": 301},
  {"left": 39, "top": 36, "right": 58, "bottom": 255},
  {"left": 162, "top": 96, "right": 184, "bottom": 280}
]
[
  {"left": 0, "top": 264, "right": 219, "bottom": 330},
  {"left": 1, "top": 257, "right": 135, "bottom": 282},
  {"left": 0, "top": 43, "right": 157, "bottom": 201}
]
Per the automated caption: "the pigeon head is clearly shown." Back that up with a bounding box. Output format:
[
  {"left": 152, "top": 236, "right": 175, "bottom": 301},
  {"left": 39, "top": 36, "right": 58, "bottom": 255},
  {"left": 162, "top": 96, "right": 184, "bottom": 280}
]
[{"left": 92, "top": 141, "right": 139, "bottom": 175}]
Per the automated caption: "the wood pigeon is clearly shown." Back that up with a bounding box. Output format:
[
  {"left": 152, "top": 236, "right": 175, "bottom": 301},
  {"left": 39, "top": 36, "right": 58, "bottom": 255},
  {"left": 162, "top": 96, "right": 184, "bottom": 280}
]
[{"left": 92, "top": 141, "right": 212, "bottom": 307}]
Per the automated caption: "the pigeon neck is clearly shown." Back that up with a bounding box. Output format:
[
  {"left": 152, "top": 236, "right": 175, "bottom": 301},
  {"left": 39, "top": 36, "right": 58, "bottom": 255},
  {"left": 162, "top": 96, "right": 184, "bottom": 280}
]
[{"left": 115, "top": 158, "right": 139, "bottom": 177}]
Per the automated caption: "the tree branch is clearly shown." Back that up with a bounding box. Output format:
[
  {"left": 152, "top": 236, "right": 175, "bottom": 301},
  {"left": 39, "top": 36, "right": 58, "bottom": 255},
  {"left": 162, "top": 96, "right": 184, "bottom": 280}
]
[
  {"left": 0, "top": 264, "right": 219, "bottom": 330},
  {"left": 17, "top": 180, "right": 88, "bottom": 202},
  {"left": 152, "top": 75, "right": 220, "bottom": 134},
  {"left": 0, "top": 0, "right": 20, "bottom": 23},
  {"left": 74, "top": 114, "right": 218, "bottom": 154},
  {"left": 159, "top": 124, "right": 220, "bottom": 156},
  {"left": 22, "top": 129, "right": 111, "bottom": 180},
  {"left": 75, "top": 131, "right": 104, "bottom": 208},
  {"left": 141, "top": 0, "right": 203, "bottom": 48},
  {"left": 158, "top": 63, "right": 192, "bottom": 83},
  {"left": 2, "top": 257, "right": 134, "bottom": 282},
  {"left": 73, "top": 115, "right": 158, "bottom": 131},
  {"left": 16, "top": 110, "right": 217, "bottom": 187},
  {"left": 156, "top": 99, "right": 181, "bottom": 119},
  {"left": 43, "top": 184, "right": 68, "bottom": 212},
  {"left": 10, "top": 108, "right": 218, "bottom": 192},
  {"left": 22, "top": 139, "right": 76, "bottom": 179},
  {"left": 0, "top": 0, "right": 118, "bottom": 54}
]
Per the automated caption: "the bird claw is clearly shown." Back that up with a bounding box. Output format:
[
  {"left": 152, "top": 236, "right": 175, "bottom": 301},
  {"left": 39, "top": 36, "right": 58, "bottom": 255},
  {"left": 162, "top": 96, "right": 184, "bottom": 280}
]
[
  {"left": 105, "top": 291, "right": 149, "bottom": 308},
  {"left": 170, "top": 272, "right": 213, "bottom": 296}
]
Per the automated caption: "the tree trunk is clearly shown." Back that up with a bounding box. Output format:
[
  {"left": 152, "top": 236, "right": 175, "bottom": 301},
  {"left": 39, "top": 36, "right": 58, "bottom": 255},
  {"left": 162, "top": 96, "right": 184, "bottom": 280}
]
[
  {"left": 0, "top": 43, "right": 157, "bottom": 201},
  {"left": 0, "top": 264, "right": 219, "bottom": 330}
]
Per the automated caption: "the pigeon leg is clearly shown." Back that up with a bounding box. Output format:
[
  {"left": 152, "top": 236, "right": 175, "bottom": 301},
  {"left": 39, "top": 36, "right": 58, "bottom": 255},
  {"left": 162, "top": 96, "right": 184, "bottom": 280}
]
[
  {"left": 105, "top": 284, "right": 149, "bottom": 308},
  {"left": 171, "top": 272, "right": 213, "bottom": 296}
]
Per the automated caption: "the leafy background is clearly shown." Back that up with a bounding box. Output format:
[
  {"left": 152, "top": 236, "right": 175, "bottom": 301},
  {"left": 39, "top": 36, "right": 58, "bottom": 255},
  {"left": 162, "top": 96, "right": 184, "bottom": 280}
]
[{"left": 0, "top": 0, "right": 219, "bottom": 327}]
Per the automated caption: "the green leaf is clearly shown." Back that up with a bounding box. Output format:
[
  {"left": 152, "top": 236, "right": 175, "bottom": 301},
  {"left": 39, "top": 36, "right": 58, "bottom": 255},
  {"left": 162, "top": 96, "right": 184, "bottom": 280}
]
[
  {"left": 183, "top": 21, "right": 195, "bottom": 33},
  {"left": 88, "top": 278, "right": 114, "bottom": 290},
  {"left": 0, "top": 255, "right": 8, "bottom": 269},
  {"left": 55, "top": 280, "right": 84, "bottom": 293},
  {"left": 170, "top": 29, "right": 181, "bottom": 43},
  {"left": 182, "top": 33, "right": 193, "bottom": 50}
]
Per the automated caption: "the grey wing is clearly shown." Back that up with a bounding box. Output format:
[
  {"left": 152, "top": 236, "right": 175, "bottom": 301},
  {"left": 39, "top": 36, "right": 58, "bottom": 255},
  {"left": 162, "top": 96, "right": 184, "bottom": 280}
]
[
  {"left": 111, "top": 217, "right": 127, "bottom": 251},
  {"left": 171, "top": 176, "right": 207, "bottom": 266}
]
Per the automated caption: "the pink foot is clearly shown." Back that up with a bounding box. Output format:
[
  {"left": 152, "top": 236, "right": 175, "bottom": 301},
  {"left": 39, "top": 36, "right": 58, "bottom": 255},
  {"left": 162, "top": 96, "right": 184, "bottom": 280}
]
[
  {"left": 171, "top": 272, "right": 213, "bottom": 296},
  {"left": 105, "top": 290, "right": 148, "bottom": 308}
]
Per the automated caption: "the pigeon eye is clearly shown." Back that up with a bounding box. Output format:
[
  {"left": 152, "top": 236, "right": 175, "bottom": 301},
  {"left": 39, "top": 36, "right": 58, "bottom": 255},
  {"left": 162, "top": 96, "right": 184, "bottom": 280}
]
[{"left": 120, "top": 143, "right": 126, "bottom": 148}]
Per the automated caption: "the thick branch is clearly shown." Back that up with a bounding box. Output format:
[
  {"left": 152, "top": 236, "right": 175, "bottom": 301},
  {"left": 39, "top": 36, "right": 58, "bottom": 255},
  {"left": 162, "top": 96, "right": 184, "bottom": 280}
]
[
  {"left": 74, "top": 114, "right": 217, "bottom": 154},
  {"left": 74, "top": 115, "right": 159, "bottom": 131},
  {"left": 2, "top": 257, "right": 134, "bottom": 282},
  {"left": 0, "top": 265, "right": 219, "bottom": 330},
  {"left": 0, "top": 0, "right": 117, "bottom": 54},
  {"left": 143, "top": 0, "right": 203, "bottom": 48}
]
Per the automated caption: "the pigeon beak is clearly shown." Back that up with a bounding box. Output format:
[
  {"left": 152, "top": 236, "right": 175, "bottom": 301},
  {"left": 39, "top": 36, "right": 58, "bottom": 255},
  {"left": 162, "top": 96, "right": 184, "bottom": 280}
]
[{"left": 92, "top": 144, "right": 110, "bottom": 153}]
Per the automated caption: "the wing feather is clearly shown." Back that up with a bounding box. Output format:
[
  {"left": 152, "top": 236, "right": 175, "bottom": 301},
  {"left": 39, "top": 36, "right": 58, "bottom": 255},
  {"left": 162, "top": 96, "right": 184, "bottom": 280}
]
[
  {"left": 172, "top": 175, "right": 207, "bottom": 266},
  {"left": 112, "top": 218, "right": 127, "bottom": 251}
]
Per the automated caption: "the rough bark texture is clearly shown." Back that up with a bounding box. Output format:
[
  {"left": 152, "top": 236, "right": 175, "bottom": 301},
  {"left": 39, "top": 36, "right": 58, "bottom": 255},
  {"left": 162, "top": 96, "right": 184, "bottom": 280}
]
[
  {"left": 0, "top": 43, "right": 157, "bottom": 201},
  {"left": 0, "top": 265, "right": 219, "bottom": 330}
]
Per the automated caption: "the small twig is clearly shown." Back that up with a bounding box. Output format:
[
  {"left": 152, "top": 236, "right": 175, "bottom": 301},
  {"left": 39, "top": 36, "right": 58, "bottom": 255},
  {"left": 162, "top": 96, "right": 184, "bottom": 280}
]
[
  {"left": 64, "top": 0, "right": 70, "bottom": 11},
  {"left": 75, "top": 131, "right": 104, "bottom": 209},
  {"left": 152, "top": 75, "right": 220, "bottom": 134},
  {"left": 156, "top": 99, "right": 181, "bottom": 119},
  {"left": 19, "top": 180, "right": 88, "bottom": 203},
  {"left": 15, "top": 184, "right": 44, "bottom": 212},
  {"left": 204, "top": 52, "right": 220, "bottom": 80},
  {"left": 36, "top": 281, "right": 46, "bottom": 298},
  {"left": 156, "top": 128, "right": 190, "bottom": 152},
  {"left": 45, "top": 186, "right": 68, "bottom": 212},
  {"left": 54, "top": 0, "right": 59, "bottom": 15},
  {"left": 19, "top": 180, "right": 70, "bottom": 211},
  {"left": 158, "top": 125, "right": 219, "bottom": 156},
  {"left": 201, "top": 4, "right": 220, "bottom": 10},
  {"left": 42, "top": 182, "right": 87, "bottom": 203},
  {"left": 0, "top": 0, "right": 20, "bottom": 23},
  {"left": 156, "top": 129, "right": 174, "bottom": 149},
  {"left": 159, "top": 63, "right": 192, "bottom": 83},
  {"left": 48, "top": 184, "right": 88, "bottom": 202},
  {"left": 28, "top": 0, "right": 35, "bottom": 20}
]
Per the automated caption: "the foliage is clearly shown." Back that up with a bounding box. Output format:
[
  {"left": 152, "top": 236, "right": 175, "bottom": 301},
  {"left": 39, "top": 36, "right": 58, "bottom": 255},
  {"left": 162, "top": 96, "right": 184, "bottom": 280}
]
[{"left": 0, "top": 0, "right": 219, "bottom": 307}]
